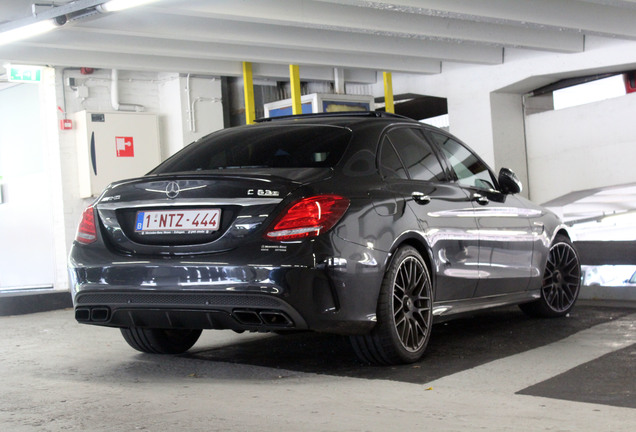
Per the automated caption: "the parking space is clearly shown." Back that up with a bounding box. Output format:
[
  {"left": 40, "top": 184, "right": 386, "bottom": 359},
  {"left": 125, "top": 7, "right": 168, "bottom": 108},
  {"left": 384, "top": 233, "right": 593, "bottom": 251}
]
[
  {"left": 0, "top": 301, "right": 634, "bottom": 431},
  {"left": 188, "top": 303, "right": 634, "bottom": 389}
]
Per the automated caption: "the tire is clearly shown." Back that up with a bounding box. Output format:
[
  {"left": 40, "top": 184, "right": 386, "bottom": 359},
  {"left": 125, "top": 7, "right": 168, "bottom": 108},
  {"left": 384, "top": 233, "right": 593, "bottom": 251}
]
[
  {"left": 350, "top": 246, "right": 433, "bottom": 365},
  {"left": 120, "top": 328, "right": 202, "bottom": 354},
  {"left": 520, "top": 234, "right": 581, "bottom": 318}
]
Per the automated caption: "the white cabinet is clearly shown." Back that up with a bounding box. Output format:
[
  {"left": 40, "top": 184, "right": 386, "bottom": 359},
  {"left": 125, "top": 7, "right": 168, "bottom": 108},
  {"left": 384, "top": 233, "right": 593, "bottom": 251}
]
[{"left": 75, "top": 111, "right": 161, "bottom": 198}]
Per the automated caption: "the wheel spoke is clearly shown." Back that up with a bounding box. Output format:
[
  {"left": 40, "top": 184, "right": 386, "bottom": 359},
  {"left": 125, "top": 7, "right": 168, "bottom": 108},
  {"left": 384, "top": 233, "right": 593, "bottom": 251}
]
[
  {"left": 412, "top": 320, "right": 425, "bottom": 347},
  {"left": 545, "top": 285, "right": 557, "bottom": 305},
  {"left": 401, "top": 319, "right": 411, "bottom": 345}
]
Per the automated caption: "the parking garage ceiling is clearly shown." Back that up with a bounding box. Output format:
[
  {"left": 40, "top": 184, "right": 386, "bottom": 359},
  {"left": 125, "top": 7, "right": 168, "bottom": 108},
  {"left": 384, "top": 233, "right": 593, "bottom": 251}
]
[{"left": 2, "top": 0, "right": 636, "bottom": 82}]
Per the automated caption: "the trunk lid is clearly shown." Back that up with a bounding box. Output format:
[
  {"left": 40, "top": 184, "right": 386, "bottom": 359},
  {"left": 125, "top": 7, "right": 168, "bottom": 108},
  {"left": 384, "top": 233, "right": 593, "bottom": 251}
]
[{"left": 95, "top": 169, "right": 331, "bottom": 255}]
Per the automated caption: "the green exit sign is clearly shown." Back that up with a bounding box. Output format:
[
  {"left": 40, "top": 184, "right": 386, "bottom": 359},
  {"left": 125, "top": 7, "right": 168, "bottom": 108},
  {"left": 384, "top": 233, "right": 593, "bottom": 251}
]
[{"left": 8, "top": 65, "right": 42, "bottom": 83}]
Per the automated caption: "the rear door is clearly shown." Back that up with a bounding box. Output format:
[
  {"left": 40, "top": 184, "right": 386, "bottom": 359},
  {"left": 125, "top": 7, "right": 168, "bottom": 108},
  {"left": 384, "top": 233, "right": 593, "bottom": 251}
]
[{"left": 379, "top": 126, "right": 479, "bottom": 302}]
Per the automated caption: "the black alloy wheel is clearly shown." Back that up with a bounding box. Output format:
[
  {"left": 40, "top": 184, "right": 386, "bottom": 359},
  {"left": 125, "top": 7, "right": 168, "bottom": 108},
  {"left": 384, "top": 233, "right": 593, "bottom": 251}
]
[
  {"left": 520, "top": 234, "right": 581, "bottom": 317},
  {"left": 350, "top": 246, "right": 433, "bottom": 365}
]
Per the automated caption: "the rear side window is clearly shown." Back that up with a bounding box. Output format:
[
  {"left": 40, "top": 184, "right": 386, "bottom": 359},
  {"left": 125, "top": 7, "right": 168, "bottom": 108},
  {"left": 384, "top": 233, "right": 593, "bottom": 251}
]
[
  {"left": 152, "top": 125, "right": 352, "bottom": 174},
  {"left": 387, "top": 128, "right": 446, "bottom": 182},
  {"left": 379, "top": 137, "right": 408, "bottom": 180}
]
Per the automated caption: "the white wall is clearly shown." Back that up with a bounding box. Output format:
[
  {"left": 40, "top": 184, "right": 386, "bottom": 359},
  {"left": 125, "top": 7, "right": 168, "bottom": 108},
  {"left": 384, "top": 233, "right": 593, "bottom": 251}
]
[
  {"left": 490, "top": 93, "right": 528, "bottom": 196},
  {"left": 158, "top": 73, "right": 185, "bottom": 158},
  {"left": 159, "top": 74, "right": 225, "bottom": 157},
  {"left": 383, "top": 36, "right": 636, "bottom": 203},
  {"left": 525, "top": 92, "right": 636, "bottom": 204},
  {"left": 51, "top": 68, "right": 225, "bottom": 291},
  {"left": 179, "top": 75, "right": 224, "bottom": 145},
  {"left": 0, "top": 82, "right": 55, "bottom": 289}
]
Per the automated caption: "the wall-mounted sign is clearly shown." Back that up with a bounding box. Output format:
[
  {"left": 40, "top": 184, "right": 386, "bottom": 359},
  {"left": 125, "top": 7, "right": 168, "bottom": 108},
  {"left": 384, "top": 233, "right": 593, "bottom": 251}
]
[
  {"left": 7, "top": 65, "right": 43, "bottom": 83},
  {"left": 115, "top": 136, "right": 134, "bottom": 157},
  {"left": 60, "top": 119, "right": 73, "bottom": 130}
]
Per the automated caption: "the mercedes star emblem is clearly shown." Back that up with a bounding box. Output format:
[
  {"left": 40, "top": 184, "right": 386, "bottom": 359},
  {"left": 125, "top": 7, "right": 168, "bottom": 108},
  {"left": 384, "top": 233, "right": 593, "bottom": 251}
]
[{"left": 165, "top": 181, "right": 180, "bottom": 199}]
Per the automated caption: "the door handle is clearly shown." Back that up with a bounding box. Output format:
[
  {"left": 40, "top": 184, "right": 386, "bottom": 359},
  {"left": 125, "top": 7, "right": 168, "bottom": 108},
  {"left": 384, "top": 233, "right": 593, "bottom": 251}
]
[
  {"left": 411, "top": 192, "right": 431, "bottom": 205},
  {"left": 472, "top": 193, "right": 489, "bottom": 205}
]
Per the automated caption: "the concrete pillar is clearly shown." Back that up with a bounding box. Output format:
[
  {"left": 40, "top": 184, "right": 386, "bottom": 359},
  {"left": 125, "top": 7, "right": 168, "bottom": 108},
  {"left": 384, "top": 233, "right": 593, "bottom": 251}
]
[
  {"left": 446, "top": 91, "right": 496, "bottom": 166},
  {"left": 41, "top": 67, "right": 69, "bottom": 290},
  {"left": 446, "top": 90, "right": 529, "bottom": 199},
  {"left": 490, "top": 92, "right": 529, "bottom": 198}
]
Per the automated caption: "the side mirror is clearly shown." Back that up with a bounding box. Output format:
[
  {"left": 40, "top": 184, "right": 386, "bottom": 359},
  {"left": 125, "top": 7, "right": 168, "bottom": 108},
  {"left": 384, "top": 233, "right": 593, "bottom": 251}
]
[{"left": 498, "top": 168, "right": 522, "bottom": 195}]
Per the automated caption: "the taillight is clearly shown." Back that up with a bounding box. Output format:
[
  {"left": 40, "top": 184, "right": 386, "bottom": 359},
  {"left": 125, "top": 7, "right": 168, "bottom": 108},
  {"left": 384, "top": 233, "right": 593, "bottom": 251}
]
[
  {"left": 76, "top": 206, "right": 97, "bottom": 244},
  {"left": 265, "top": 194, "right": 350, "bottom": 241}
]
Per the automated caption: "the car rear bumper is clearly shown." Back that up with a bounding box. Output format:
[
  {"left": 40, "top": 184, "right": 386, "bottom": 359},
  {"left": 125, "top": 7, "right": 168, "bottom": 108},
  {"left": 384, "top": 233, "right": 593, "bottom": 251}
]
[
  {"left": 73, "top": 288, "right": 307, "bottom": 332},
  {"left": 68, "top": 237, "right": 388, "bottom": 335}
]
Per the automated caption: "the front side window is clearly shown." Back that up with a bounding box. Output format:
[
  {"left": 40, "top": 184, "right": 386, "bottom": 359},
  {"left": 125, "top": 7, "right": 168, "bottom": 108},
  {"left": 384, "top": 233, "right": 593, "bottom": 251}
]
[
  {"left": 387, "top": 128, "right": 446, "bottom": 182},
  {"left": 151, "top": 125, "right": 352, "bottom": 174},
  {"left": 430, "top": 132, "right": 496, "bottom": 190}
]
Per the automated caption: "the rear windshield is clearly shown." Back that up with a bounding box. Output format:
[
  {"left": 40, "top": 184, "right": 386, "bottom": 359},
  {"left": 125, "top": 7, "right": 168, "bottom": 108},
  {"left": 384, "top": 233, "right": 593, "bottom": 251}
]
[{"left": 151, "top": 124, "right": 352, "bottom": 174}]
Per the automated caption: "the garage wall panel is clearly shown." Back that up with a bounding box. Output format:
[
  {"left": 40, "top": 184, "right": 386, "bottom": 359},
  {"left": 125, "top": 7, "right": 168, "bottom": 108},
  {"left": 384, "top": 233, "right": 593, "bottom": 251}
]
[{"left": 525, "top": 92, "right": 636, "bottom": 204}]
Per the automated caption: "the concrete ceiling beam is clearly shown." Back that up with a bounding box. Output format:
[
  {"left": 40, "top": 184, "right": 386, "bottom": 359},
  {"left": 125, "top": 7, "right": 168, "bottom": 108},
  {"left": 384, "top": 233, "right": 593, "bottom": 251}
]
[
  {"left": 0, "top": 44, "right": 379, "bottom": 83},
  {"left": 318, "top": 0, "right": 636, "bottom": 40},
  {"left": 80, "top": 13, "right": 503, "bottom": 65},
  {"left": 16, "top": 29, "right": 442, "bottom": 74},
  {"left": 163, "top": 0, "right": 583, "bottom": 52}
]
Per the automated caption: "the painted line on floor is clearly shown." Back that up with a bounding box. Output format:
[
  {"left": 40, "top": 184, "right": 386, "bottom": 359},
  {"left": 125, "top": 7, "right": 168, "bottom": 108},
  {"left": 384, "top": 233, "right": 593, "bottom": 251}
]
[{"left": 423, "top": 313, "right": 636, "bottom": 394}]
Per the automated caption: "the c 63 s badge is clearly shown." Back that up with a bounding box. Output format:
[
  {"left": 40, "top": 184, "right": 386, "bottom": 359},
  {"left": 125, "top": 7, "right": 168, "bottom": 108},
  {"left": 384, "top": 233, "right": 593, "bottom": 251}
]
[{"left": 247, "top": 189, "right": 280, "bottom": 197}]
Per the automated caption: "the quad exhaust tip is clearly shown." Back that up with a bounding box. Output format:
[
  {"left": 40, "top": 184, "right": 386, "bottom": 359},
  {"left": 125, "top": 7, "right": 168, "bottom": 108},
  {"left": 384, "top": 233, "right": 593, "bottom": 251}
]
[
  {"left": 233, "top": 309, "right": 293, "bottom": 327},
  {"left": 75, "top": 307, "right": 110, "bottom": 322}
]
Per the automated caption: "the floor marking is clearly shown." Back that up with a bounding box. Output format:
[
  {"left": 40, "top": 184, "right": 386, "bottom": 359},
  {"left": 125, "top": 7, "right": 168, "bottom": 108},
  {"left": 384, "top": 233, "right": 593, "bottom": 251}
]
[{"left": 423, "top": 313, "right": 636, "bottom": 394}]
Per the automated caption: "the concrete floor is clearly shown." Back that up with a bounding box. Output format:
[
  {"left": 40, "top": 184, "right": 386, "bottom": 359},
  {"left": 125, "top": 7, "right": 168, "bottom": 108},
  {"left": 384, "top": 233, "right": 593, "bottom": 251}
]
[{"left": 0, "top": 303, "right": 634, "bottom": 431}]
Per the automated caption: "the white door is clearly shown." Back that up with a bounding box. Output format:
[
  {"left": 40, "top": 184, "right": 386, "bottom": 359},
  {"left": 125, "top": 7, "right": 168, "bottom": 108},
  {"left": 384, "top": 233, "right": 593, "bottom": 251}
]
[{"left": 0, "top": 84, "right": 55, "bottom": 289}]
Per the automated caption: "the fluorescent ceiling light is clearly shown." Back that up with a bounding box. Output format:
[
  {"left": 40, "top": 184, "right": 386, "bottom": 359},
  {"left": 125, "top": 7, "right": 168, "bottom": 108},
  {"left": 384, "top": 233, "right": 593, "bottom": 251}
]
[
  {"left": 0, "top": 20, "right": 57, "bottom": 46},
  {"left": 98, "top": 0, "right": 159, "bottom": 13}
]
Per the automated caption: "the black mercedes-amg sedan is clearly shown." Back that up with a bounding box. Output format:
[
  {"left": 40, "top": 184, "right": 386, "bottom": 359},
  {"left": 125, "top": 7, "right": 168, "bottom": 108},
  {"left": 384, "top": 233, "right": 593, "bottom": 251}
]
[{"left": 68, "top": 112, "right": 581, "bottom": 365}]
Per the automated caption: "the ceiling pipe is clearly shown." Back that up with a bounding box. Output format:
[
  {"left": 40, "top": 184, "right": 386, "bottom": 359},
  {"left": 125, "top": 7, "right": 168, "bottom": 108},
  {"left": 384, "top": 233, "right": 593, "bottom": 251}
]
[
  {"left": 186, "top": 73, "right": 193, "bottom": 130},
  {"left": 111, "top": 69, "right": 144, "bottom": 112}
]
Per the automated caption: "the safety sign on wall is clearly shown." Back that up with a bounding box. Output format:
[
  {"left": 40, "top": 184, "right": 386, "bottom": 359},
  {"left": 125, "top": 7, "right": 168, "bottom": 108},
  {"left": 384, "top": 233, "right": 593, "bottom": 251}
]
[{"left": 116, "top": 136, "right": 134, "bottom": 157}]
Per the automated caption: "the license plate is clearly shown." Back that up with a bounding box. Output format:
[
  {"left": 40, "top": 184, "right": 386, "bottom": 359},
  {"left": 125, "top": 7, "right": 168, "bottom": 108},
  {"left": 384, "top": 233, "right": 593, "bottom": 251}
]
[{"left": 135, "top": 209, "right": 221, "bottom": 234}]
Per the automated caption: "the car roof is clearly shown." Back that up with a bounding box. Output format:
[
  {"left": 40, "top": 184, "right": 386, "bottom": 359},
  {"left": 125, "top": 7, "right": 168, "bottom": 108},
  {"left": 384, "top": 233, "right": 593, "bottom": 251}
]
[
  {"left": 252, "top": 111, "right": 420, "bottom": 128},
  {"left": 255, "top": 110, "right": 412, "bottom": 122}
]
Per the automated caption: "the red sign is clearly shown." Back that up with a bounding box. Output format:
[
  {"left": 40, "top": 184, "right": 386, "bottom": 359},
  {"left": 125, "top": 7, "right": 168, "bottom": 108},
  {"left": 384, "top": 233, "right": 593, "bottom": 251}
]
[
  {"left": 116, "top": 136, "right": 134, "bottom": 157},
  {"left": 60, "top": 119, "right": 73, "bottom": 130}
]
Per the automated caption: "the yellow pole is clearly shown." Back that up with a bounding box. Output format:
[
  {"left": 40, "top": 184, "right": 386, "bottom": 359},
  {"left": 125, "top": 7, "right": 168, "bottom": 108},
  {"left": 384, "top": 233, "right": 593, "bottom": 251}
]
[
  {"left": 289, "top": 64, "right": 302, "bottom": 115},
  {"left": 383, "top": 71, "right": 394, "bottom": 114},
  {"left": 242, "top": 61, "right": 255, "bottom": 124}
]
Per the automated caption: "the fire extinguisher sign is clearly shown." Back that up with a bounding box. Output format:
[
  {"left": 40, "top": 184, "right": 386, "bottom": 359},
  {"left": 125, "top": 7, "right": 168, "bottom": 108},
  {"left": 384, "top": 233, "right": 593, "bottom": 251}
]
[{"left": 115, "top": 136, "right": 134, "bottom": 157}]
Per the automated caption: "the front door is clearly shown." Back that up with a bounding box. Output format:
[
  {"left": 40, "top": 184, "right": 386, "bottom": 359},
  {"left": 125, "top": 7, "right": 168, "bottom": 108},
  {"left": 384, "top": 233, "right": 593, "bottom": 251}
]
[{"left": 427, "top": 131, "right": 535, "bottom": 298}]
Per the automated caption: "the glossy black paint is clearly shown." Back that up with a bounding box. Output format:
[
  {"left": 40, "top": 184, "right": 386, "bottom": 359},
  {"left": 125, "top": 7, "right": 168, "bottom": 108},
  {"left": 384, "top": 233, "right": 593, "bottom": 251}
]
[{"left": 68, "top": 113, "right": 571, "bottom": 339}]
